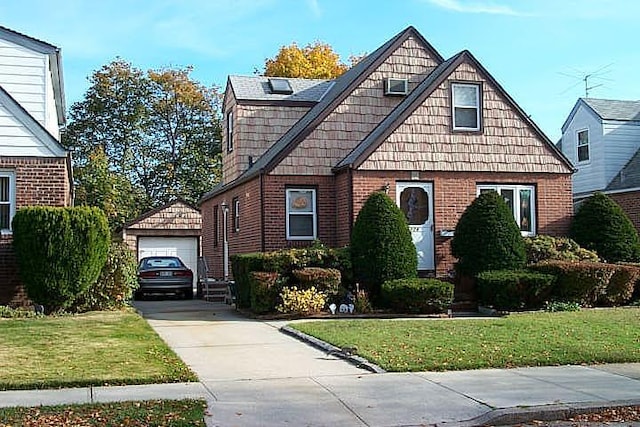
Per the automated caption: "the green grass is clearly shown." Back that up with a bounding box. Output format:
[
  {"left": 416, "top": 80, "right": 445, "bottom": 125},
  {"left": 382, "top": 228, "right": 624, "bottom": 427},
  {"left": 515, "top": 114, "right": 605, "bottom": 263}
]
[
  {"left": 0, "top": 399, "right": 206, "bottom": 426},
  {"left": 0, "top": 310, "right": 197, "bottom": 390},
  {"left": 292, "top": 308, "right": 640, "bottom": 372}
]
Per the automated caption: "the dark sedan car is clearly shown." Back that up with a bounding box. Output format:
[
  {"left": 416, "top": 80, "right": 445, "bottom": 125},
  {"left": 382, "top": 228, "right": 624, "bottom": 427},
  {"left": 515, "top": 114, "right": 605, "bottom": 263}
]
[{"left": 136, "top": 256, "right": 194, "bottom": 299}]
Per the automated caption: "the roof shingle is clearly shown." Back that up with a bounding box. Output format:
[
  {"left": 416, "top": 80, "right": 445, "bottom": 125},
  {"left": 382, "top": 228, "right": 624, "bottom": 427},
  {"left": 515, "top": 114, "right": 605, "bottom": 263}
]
[{"left": 583, "top": 98, "right": 640, "bottom": 121}]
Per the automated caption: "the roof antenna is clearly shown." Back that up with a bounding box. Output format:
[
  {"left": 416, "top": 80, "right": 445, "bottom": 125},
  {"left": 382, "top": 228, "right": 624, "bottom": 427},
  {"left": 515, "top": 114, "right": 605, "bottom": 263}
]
[{"left": 558, "top": 63, "right": 614, "bottom": 98}]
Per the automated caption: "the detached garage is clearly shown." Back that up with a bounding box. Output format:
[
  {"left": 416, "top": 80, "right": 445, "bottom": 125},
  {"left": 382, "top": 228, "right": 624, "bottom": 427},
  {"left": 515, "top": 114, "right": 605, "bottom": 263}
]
[{"left": 121, "top": 200, "right": 201, "bottom": 294}]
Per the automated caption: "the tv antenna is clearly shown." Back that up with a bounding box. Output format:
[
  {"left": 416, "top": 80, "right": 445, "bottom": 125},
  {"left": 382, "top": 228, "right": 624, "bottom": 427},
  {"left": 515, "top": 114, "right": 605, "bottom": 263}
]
[{"left": 558, "top": 63, "right": 613, "bottom": 98}]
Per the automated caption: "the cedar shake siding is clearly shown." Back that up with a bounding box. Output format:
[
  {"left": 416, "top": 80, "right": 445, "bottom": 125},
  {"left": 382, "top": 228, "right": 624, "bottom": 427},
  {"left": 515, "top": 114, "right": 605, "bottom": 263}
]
[{"left": 273, "top": 36, "right": 440, "bottom": 176}]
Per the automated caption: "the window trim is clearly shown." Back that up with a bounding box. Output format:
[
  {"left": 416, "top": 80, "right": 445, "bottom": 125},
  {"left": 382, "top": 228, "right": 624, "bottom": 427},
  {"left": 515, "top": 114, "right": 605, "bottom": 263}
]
[
  {"left": 576, "top": 128, "right": 590, "bottom": 163},
  {"left": 213, "top": 205, "right": 219, "bottom": 247},
  {"left": 285, "top": 187, "right": 317, "bottom": 241},
  {"left": 0, "top": 170, "right": 16, "bottom": 233},
  {"left": 476, "top": 184, "right": 536, "bottom": 237},
  {"left": 451, "top": 82, "right": 482, "bottom": 132},
  {"left": 232, "top": 197, "right": 240, "bottom": 232},
  {"left": 226, "top": 110, "right": 234, "bottom": 153}
]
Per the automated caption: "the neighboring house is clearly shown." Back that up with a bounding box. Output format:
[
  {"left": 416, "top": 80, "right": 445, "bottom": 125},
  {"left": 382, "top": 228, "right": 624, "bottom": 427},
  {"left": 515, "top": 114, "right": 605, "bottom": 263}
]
[
  {"left": 560, "top": 98, "right": 640, "bottom": 231},
  {"left": 199, "top": 26, "right": 574, "bottom": 279},
  {"left": 0, "top": 26, "right": 72, "bottom": 306},
  {"left": 121, "top": 199, "right": 202, "bottom": 293}
]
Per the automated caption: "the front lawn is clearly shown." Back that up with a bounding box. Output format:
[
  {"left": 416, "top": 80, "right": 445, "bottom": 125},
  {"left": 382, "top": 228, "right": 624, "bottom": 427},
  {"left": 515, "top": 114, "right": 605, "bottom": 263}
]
[
  {"left": 0, "top": 310, "right": 197, "bottom": 390},
  {"left": 0, "top": 399, "right": 206, "bottom": 426},
  {"left": 292, "top": 308, "right": 640, "bottom": 371}
]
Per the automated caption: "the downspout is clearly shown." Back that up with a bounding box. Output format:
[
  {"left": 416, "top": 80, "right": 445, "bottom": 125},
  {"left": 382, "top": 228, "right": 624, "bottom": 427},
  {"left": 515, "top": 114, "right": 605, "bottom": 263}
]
[
  {"left": 66, "top": 151, "right": 74, "bottom": 206},
  {"left": 260, "top": 170, "right": 266, "bottom": 252},
  {"left": 348, "top": 166, "right": 354, "bottom": 239}
]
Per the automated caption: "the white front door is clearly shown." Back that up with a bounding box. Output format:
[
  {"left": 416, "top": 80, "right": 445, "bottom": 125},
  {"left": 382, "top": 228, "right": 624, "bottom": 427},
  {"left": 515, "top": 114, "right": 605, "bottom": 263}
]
[{"left": 396, "top": 182, "right": 434, "bottom": 271}]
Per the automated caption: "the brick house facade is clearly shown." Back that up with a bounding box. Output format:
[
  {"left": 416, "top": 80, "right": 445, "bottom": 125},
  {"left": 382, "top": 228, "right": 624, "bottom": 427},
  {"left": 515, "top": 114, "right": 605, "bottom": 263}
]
[
  {"left": 199, "top": 26, "right": 574, "bottom": 279},
  {"left": 0, "top": 27, "right": 72, "bottom": 306}
]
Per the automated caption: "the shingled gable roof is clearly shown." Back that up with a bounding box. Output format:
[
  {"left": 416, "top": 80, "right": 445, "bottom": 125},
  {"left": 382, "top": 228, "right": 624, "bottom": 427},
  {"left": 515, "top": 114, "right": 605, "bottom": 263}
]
[
  {"left": 0, "top": 25, "right": 66, "bottom": 126},
  {"left": 606, "top": 147, "right": 640, "bottom": 192},
  {"left": 200, "top": 26, "right": 444, "bottom": 203},
  {"left": 122, "top": 198, "right": 200, "bottom": 229},
  {"left": 0, "top": 85, "right": 67, "bottom": 157},
  {"left": 562, "top": 98, "right": 640, "bottom": 132},
  {"left": 335, "top": 50, "right": 574, "bottom": 172},
  {"left": 227, "top": 75, "right": 333, "bottom": 106}
]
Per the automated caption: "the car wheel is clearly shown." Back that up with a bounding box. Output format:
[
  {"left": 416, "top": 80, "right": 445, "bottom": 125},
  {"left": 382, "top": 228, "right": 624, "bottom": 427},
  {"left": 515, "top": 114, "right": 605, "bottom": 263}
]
[
  {"left": 184, "top": 288, "right": 194, "bottom": 300},
  {"left": 134, "top": 290, "right": 144, "bottom": 300}
]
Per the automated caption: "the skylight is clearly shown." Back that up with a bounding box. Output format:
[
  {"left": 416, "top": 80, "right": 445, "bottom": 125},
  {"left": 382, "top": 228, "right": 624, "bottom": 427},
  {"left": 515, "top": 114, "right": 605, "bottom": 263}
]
[{"left": 268, "top": 78, "right": 293, "bottom": 95}]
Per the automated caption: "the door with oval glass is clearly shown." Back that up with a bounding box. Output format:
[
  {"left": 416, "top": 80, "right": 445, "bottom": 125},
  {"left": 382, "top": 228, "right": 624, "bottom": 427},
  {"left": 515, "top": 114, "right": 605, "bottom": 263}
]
[{"left": 396, "top": 182, "right": 434, "bottom": 271}]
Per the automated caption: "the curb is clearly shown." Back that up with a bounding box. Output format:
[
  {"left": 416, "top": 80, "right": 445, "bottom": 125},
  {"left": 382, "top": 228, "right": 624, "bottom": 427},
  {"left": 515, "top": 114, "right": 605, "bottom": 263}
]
[
  {"left": 446, "top": 400, "right": 640, "bottom": 426},
  {"left": 279, "top": 325, "right": 386, "bottom": 374}
]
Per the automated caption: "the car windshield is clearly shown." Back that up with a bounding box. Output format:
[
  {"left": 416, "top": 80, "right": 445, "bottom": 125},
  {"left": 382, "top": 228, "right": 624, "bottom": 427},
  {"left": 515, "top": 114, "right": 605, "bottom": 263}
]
[{"left": 141, "top": 257, "right": 183, "bottom": 269}]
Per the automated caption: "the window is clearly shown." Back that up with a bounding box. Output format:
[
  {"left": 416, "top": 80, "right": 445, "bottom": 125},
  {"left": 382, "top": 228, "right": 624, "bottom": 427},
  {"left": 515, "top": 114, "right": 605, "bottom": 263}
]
[
  {"left": 0, "top": 171, "right": 15, "bottom": 232},
  {"left": 452, "top": 83, "right": 481, "bottom": 131},
  {"left": 477, "top": 184, "right": 536, "bottom": 236},
  {"left": 213, "top": 205, "right": 219, "bottom": 247},
  {"left": 268, "top": 78, "right": 293, "bottom": 95},
  {"left": 232, "top": 197, "right": 240, "bottom": 232},
  {"left": 226, "top": 111, "right": 234, "bottom": 152},
  {"left": 577, "top": 129, "right": 589, "bottom": 162},
  {"left": 286, "top": 188, "right": 317, "bottom": 240}
]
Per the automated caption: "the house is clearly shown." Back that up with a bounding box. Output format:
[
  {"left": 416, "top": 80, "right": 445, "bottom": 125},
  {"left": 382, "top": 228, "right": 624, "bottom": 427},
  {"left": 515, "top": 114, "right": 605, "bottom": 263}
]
[
  {"left": 0, "top": 26, "right": 72, "bottom": 306},
  {"left": 199, "top": 26, "right": 574, "bottom": 280},
  {"left": 121, "top": 199, "right": 202, "bottom": 293},
  {"left": 560, "top": 98, "right": 640, "bottom": 231}
]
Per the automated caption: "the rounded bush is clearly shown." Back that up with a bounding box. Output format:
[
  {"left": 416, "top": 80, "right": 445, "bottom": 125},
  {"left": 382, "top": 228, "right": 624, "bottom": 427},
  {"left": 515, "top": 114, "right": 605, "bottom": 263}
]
[
  {"left": 12, "top": 206, "right": 110, "bottom": 312},
  {"left": 350, "top": 191, "right": 417, "bottom": 298},
  {"left": 524, "top": 235, "right": 599, "bottom": 264},
  {"left": 380, "top": 278, "right": 453, "bottom": 314},
  {"left": 451, "top": 191, "right": 526, "bottom": 276},
  {"left": 570, "top": 192, "right": 640, "bottom": 263}
]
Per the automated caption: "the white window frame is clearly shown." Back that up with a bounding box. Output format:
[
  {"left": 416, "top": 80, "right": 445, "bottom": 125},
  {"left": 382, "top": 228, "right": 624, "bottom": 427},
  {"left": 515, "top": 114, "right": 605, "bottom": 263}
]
[
  {"left": 226, "top": 110, "right": 234, "bottom": 152},
  {"left": 0, "top": 171, "right": 16, "bottom": 233},
  {"left": 286, "top": 188, "right": 317, "bottom": 240},
  {"left": 452, "top": 83, "right": 481, "bottom": 131},
  {"left": 477, "top": 184, "right": 536, "bottom": 236},
  {"left": 576, "top": 128, "right": 590, "bottom": 163},
  {"left": 233, "top": 197, "right": 240, "bottom": 232}
]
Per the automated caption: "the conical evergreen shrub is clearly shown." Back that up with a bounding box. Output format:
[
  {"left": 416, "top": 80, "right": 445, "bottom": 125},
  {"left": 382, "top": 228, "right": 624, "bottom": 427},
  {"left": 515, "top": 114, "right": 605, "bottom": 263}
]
[
  {"left": 570, "top": 192, "right": 640, "bottom": 263},
  {"left": 350, "top": 191, "right": 417, "bottom": 298},
  {"left": 451, "top": 191, "right": 526, "bottom": 276}
]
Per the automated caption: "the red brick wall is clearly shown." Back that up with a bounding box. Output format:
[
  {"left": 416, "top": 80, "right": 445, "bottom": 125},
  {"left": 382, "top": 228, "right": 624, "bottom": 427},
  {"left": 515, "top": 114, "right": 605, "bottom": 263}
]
[
  {"left": 201, "top": 178, "right": 263, "bottom": 279},
  {"left": 0, "top": 156, "right": 71, "bottom": 307},
  {"left": 335, "top": 170, "right": 352, "bottom": 247},
  {"left": 609, "top": 191, "right": 640, "bottom": 233}
]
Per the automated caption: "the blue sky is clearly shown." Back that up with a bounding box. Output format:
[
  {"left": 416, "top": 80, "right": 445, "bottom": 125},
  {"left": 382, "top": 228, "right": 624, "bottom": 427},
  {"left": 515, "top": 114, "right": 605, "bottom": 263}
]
[{"left": 2, "top": 0, "right": 638, "bottom": 141}]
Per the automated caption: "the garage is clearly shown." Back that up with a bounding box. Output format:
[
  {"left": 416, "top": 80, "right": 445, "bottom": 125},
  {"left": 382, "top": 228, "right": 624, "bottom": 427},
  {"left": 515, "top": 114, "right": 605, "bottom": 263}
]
[
  {"left": 137, "top": 236, "right": 199, "bottom": 289},
  {"left": 121, "top": 199, "right": 202, "bottom": 296}
]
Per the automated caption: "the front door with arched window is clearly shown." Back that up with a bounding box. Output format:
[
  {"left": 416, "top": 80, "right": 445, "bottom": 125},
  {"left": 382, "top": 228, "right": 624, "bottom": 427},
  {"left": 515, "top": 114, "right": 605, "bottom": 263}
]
[{"left": 396, "top": 182, "right": 434, "bottom": 271}]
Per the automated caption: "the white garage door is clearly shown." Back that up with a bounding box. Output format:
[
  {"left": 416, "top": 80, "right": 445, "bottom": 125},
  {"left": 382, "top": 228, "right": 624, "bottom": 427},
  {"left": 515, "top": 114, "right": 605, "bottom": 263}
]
[{"left": 138, "top": 237, "right": 198, "bottom": 289}]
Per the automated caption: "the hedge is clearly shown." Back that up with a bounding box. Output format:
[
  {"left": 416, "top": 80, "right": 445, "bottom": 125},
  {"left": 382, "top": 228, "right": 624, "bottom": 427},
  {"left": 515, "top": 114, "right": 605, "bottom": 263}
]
[
  {"left": 292, "top": 267, "right": 341, "bottom": 296},
  {"left": 380, "top": 278, "right": 453, "bottom": 314},
  {"left": 230, "top": 253, "right": 264, "bottom": 309},
  {"left": 250, "top": 271, "right": 282, "bottom": 314},
  {"left": 524, "top": 235, "right": 599, "bottom": 264},
  {"left": 12, "top": 206, "right": 110, "bottom": 312},
  {"left": 476, "top": 270, "right": 556, "bottom": 310}
]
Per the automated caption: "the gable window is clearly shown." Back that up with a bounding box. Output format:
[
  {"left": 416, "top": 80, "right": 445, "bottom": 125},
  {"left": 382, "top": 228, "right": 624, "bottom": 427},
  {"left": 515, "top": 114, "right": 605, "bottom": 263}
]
[
  {"left": 577, "top": 129, "right": 589, "bottom": 162},
  {"left": 286, "top": 188, "right": 317, "bottom": 240},
  {"left": 478, "top": 184, "right": 536, "bottom": 236},
  {"left": 0, "top": 171, "right": 15, "bottom": 232},
  {"left": 452, "top": 83, "right": 481, "bottom": 131},
  {"left": 213, "top": 205, "right": 219, "bottom": 247},
  {"left": 226, "top": 111, "right": 234, "bottom": 152},
  {"left": 232, "top": 197, "right": 240, "bottom": 232}
]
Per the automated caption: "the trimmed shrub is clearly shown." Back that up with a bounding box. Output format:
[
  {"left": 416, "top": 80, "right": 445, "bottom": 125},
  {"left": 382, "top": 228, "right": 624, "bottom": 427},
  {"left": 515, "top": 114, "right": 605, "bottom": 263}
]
[
  {"left": 380, "top": 278, "right": 453, "bottom": 314},
  {"left": 351, "top": 192, "right": 417, "bottom": 298},
  {"left": 292, "top": 267, "right": 341, "bottom": 296},
  {"left": 602, "top": 264, "right": 640, "bottom": 306},
  {"left": 524, "top": 235, "right": 599, "bottom": 264},
  {"left": 71, "top": 240, "right": 138, "bottom": 312},
  {"left": 231, "top": 253, "right": 265, "bottom": 309},
  {"left": 476, "top": 270, "right": 556, "bottom": 310},
  {"left": 249, "top": 271, "right": 283, "bottom": 314},
  {"left": 276, "top": 286, "right": 326, "bottom": 315},
  {"left": 451, "top": 191, "right": 526, "bottom": 276},
  {"left": 0, "top": 306, "right": 40, "bottom": 319},
  {"left": 570, "top": 192, "right": 640, "bottom": 263},
  {"left": 530, "top": 261, "right": 615, "bottom": 305},
  {"left": 12, "top": 206, "right": 110, "bottom": 312}
]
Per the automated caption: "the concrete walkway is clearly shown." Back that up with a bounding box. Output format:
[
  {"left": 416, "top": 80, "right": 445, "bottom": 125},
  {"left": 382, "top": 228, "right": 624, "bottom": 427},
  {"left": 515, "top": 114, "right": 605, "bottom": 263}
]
[{"left": 2, "top": 300, "right": 640, "bottom": 426}]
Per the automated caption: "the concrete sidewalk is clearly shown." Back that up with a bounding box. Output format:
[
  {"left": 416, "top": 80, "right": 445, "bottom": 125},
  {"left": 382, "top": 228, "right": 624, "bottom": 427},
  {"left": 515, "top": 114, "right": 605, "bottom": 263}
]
[{"left": 2, "top": 300, "right": 639, "bottom": 427}]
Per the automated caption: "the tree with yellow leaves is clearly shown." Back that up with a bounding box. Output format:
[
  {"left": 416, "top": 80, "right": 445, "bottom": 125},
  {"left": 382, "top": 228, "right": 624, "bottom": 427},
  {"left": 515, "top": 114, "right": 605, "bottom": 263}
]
[{"left": 263, "top": 41, "right": 349, "bottom": 79}]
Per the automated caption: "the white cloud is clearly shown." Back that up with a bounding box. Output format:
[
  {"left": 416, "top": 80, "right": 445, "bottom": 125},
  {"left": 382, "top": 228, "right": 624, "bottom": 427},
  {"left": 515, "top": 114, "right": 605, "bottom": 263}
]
[
  {"left": 426, "top": 0, "right": 527, "bottom": 16},
  {"left": 307, "top": 0, "right": 322, "bottom": 17}
]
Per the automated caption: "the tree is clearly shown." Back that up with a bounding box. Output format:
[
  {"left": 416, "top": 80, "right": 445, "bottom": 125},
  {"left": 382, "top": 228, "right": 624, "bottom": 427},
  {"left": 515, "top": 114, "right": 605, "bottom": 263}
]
[
  {"left": 451, "top": 191, "right": 526, "bottom": 276},
  {"left": 350, "top": 192, "right": 417, "bottom": 299},
  {"left": 63, "top": 59, "right": 222, "bottom": 225},
  {"left": 570, "top": 192, "right": 640, "bottom": 263},
  {"left": 262, "top": 41, "right": 348, "bottom": 79}
]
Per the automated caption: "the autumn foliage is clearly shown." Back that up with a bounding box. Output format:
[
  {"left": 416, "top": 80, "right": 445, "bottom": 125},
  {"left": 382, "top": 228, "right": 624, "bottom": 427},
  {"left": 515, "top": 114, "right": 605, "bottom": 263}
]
[{"left": 263, "top": 41, "right": 349, "bottom": 79}]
